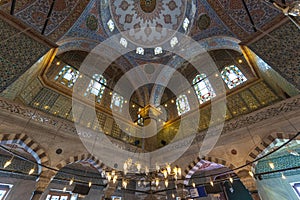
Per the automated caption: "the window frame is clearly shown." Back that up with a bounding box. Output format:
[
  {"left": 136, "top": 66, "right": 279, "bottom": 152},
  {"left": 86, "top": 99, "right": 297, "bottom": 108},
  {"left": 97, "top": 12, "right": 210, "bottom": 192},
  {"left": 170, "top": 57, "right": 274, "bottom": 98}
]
[
  {"left": 54, "top": 65, "right": 79, "bottom": 88},
  {"left": 84, "top": 74, "right": 107, "bottom": 103},
  {"left": 46, "top": 191, "right": 71, "bottom": 200},
  {"left": 0, "top": 184, "right": 12, "bottom": 200},
  {"left": 192, "top": 73, "right": 216, "bottom": 104},
  {"left": 110, "top": 92, "right": 124, "bottom": 112},
  {"left": 221, "top": 65, "right": 247, "bottom": 89},
  {"left": 176, "top": 94, "right": 191, "bottom": 116}
]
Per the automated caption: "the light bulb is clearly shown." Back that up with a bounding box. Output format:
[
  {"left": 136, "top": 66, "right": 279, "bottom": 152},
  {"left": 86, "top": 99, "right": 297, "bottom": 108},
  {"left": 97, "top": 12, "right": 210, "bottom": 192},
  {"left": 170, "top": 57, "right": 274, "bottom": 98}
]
[
  {"left": 192, "top": 182, "right": 196, "bottom": 188},
  {"left": 113, "top": 176, "right": 118, "bottom": 184},
  {"left": 69, "top": 178, "right": 74, "bottom": 185},
  {"left": 229, "top": 177, "right": 233, "bottom": 183},
  {"left": 29, "top": 168, "right": 35, "bottom": 175},
  {"left": 123, "top": 180, "right": 128, "bottom": 188},
  {"left": 63, "top": 187, "right": 67, "bottom": 192},
  {"left": 163, "top": 170, "right": 168, "bottom": 179},
  {"left": 173, "top": 167, "right": 178, "bottom": 175},
  {"left": 249, "top": 171, "right": 254, "bottom": 177},
  {"left": 165, "top": 179, "right": 169, "bottom": 188},
  {"left": 136, "top": 162, "right": 141, "bottom": 172},
  {"left": 281, "top": 173, "right": 286, "bottom": 180},
  {"left": 156, "top": 179, "right": 159, "bottom": 187},
  {"left": 89, "top": 181, "right": 92, "bottom": 187},
  {"left": 178, "top": 168, "right": 182, "bottom": 177},
  {"left": 269, "top": 162, "right": 275, "bottom": 169},
  {"left": 4, "top": 158, "right": 13, "bottom": 169},
  {"left": 172, "top": 193, "right": 175, "bottom": 198},
  {"left": 107, "top": 174, "right": 112, "bottom": 182},
  {"left": 210, "top": 180, "right": 214, "bottom": 187}
]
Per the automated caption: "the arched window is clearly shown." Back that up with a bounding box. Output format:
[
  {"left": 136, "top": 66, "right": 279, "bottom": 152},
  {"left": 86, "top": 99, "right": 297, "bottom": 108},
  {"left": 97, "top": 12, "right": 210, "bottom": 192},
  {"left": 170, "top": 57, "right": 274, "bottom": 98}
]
[
  {"left": 111, "top": 92, "right": 124, "bottom": 112},
  {"left": 193, "top": 74, "right": 216, "bottom": 104},
  {"left": 85, "top": 74, "right": 107, "bottom": 103},
  {"left": 176, "top": 95, "right": 190, "bottom": 116},
  {"left": 54, "top": 65, "right": 79, "bottom": 88},
  {"left": 221, "top": 65, "right": 247, "bottom": 89}
]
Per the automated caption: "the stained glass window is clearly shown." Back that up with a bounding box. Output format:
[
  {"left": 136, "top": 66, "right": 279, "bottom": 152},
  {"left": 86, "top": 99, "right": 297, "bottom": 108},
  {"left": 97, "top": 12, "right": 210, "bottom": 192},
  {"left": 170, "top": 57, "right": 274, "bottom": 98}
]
[
  {"left": 154, "top": 47, "right": 163, "bottom": 55},
  {"left": 193, "top": 74, "right": 216, "bottom": 104},
  {"left": 54, "top": 65, "right": 79, "bottom": 88},
  {"left": 176, "top": 95, "right": 190, "bottom": 116},
  {"left": 111, "top": 92, "right": 124, "bottom": 112},
  {"left": 120, "top": 37, "right": 128, "bottom": 48},
  {"left": 183, "top": 18, "right": 190, "bottom": 31},
  {"left": 136, "top": 47, "right": 144, "bottom": 55},
  {"left": 85, "top": 74, "right": 107, "bottom": 103},
  {"left": 170, "top": 37, "right": 178, "bottom": 48},
  {"left": 221, "top": 65, "right": 247, "bottom": 89},
  {"left": 107, "top": 19, "right": 115, "bottom": 32}
]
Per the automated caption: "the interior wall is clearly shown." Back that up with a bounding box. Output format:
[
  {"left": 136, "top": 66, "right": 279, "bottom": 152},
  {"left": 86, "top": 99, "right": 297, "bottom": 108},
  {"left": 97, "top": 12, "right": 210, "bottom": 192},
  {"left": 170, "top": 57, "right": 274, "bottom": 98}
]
[
  {"left": 257, "top": 174, "right": 300, "bottom": 200},
  {"left": 0, "top": 176, "right": 36, "bottom": 200},
  {"left": 250, "top": 50, "right": 299, "bottom": 98},
  {"left": 0, "top": 11, "right": 55, "bottom": 92},
  {"left": 40, "top": 182, "right": 104, "bottom": 200},
  {"left": 248, "top": 20, "right": 300, "bottom": 90}
]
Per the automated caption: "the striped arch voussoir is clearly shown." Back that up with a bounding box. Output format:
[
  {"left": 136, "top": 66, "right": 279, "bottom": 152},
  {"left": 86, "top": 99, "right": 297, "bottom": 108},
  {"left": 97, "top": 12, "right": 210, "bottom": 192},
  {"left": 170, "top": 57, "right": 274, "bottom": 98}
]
[
  {"left": 183, "top": 156, "right": 235, "bottom": 185},
  {"left": 246, "top": 132, "right": 300, "bottom": 166},
  {"left": 55, "top": 153, "right": 105, "bottom": 173},
  {"left": 0, "top": 133, "right": 49, "bottom": 170}
]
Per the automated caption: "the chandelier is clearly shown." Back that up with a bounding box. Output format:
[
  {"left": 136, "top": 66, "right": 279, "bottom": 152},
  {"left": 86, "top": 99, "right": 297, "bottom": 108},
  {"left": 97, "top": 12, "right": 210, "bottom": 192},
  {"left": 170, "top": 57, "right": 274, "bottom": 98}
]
[{"left": 98, "top": 158, "right": 183, "bottom": 190}]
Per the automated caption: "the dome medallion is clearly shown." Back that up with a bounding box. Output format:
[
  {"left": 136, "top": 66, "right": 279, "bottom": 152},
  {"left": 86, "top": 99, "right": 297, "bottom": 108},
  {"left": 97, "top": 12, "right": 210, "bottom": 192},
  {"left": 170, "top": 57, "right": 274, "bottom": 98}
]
[
  {"left": 109, "top": 0, "right": 192, "bottom": 47},
  {"left": 140, "top": 0, "right": 156, "bottom": 13}
]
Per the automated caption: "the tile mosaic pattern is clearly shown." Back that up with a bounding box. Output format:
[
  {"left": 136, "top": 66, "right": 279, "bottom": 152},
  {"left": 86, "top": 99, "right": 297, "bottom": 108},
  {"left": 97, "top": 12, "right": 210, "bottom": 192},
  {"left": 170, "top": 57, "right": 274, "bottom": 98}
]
[
  {"left": 0, "top": 18, "right": 49, "bottom": 92},
  {"left": 249, "top": 21, "right": 300, "bottom": 90},
  {"left": 62, "top": 0, "right": 106, "bottom": 43},
  {"left": 217, "top": 0, "right": 281, "bottom": 33},
  {"left": 255, "top": 150, "right": 300, "bottom": 179},
  {"left": 190, "top": 0, "right": 235, "bottom": 41}
]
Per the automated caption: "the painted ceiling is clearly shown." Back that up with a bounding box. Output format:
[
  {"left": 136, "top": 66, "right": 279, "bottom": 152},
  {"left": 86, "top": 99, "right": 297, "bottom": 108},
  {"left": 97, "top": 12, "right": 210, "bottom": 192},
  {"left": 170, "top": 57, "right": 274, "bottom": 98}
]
[{"left": 1, "top": 0, "right": 289, "bottom": 51}]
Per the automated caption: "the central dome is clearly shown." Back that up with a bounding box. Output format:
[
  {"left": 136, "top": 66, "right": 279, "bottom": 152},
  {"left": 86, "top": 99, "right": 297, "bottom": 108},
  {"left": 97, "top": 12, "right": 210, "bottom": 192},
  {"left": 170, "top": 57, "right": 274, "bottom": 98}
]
[{"left": 109, "top": 0, "right": 190, "bottom": 46}]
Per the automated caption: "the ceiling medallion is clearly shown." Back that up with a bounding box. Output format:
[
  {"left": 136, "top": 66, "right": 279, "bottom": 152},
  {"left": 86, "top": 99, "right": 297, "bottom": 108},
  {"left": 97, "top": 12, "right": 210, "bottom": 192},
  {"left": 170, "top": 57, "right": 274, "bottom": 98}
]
[
  {"left": 86, "top": 15, "right": 98, "bottom": 31},
  {"left": 140, "top": 0, "right": 156, "bottom": 13},
  {"left": 109, "top": 0, "right": 187, "bottom": 46},
  {"left": 197, "top": 14, "right": 211, "bottom": 30}
]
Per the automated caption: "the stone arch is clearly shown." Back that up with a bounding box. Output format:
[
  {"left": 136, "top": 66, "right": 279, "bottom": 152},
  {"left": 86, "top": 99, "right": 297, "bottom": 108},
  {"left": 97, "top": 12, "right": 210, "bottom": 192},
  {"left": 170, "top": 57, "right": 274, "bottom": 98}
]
[
  {"left": 55, "top": 153, "right": 106, "bottom": 173},
  {"left": 56, "top": 38, "right": 99, "bottom": 55},
  {"left": 0, "top": 133, "right": 50, "bottom": 174},
  {"left": 183, "top": 155, "right": 236, "bottom": 185},
  {"left": 246, "top": 131, "right": 300, "bottom": 166}
]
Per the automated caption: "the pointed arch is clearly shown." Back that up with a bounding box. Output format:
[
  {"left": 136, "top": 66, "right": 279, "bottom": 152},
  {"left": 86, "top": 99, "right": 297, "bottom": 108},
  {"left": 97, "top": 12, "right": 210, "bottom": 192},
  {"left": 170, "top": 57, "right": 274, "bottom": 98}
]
[
  {"left": 0, "top": 133, "right": 50, "bottom": 174},
  {"left": 246, "top": 132, "right": 300, "bottom": 166},
  {"left": 55, "top": 153, "right": 106, "bottom": 173},
  {"left": 183, "top": 156, "right": 235, "bottom": 185}
]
